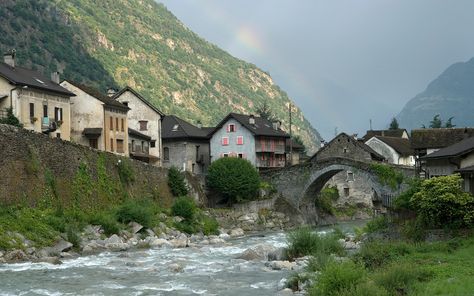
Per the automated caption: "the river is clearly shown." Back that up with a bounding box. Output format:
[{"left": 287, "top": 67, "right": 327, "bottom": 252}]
[{"left": 0, "top": 221, "right": 364, "bottom": 296}]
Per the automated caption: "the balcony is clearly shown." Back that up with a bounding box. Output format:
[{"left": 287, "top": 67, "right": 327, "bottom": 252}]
[
  {"left": 41, "top": 117, "right": 58, "bottom": 133},
  {"left": 255, "top": 143, "right": 285, "bottom": 153}
]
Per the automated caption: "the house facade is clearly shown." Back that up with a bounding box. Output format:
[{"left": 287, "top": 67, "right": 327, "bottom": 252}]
[
  {"left": 365, "top": 136, "right": 414, "bottom": 166},
  {"left": 113, "top": 87, "right": 163, "bottom": 165},
  {"left": 0, "top": 52, "right": 74, "bottom": 140},
  {"left": 60, "top": 81, "right": 130, "bottom": 156},
  {"left": 162, "top": 115, "right": 212, "bottom": 174},
  {"left": 128, "top": 128, "right": 151, "bottom": 163},
  {"left": 209, "top": 113, "right": 290, "bottom": 169}
]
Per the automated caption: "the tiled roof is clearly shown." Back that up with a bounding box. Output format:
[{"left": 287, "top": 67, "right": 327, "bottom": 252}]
[
  {"left": 162, "top": 115, "right": 214, "bottom": 140},
  {"left": 128, "top": 128, "right": 151, "bottom": 141},
  {"left": 411, "top": 128, "right": 474, "bottom": 149},
  {"left": 421, "top": 136, "right": 474, "bottom": 160},
  {"left": 65, "top": 80, "right": 129, "bottom": 111},
  {"left": 0, "top": 62, "right": 75, "bottom": 96},
  {"left": 210, "top": 113, "right": 290, "bottom": 138},
  {"left": 113, "top": 86, "right": 164, "bottom": 116},
  {"left": 362, "top": 129, "right": 407, "bottom": 141},
  {"left": 373, "top": 136, "right": 414, "bottom": 156}
]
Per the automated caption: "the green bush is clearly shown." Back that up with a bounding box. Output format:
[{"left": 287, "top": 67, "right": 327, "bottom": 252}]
[
  {"left": 65, "top": 224, "right": 81, "bottom": 249},
  {"left": 174, "top": 221, "right": 197, "bottom": 234},
  {"left": 315, "top": 185, "right": 339, "bottom": 214},
  {"left": 286, "top": 227, "right": 345, "bottom": 260},
  {"left": 337, "top": 282, "right": 389, "bottom": 296},
  {"left": 116, "top": 199, "right": 157, "bottom": 228},
  {"left": 305, "top": 251, "right": 335, "bottom": 272},
  {"left": 308, "top": 261, "right": 366, "bottom": 296},
  {"left": 168, "top": 167, "right": 188, "bottom": 197},
  {"left": 200, "top": 215, "right": 219, "bottom": 235},
  {"left": 0, "top": 107, "right": 23, "bottom": 127},
  {"left": 117, "top": 159, "right": 135, "bottom": 185},
  {"left": 374, "top": 263, "right": 432, "bottom": 295},
  {"left": 370, "top": 163, "right": 404, "bottom": 190},
  {"left": 207, "top": 157, "right": 260, "bottom": 204},
  {"left": 88, "top": 212, "right": 120, "bottom": 235},
  {"left": 411, "top": 174, "right": 474, "bottom": 228},
  {"left": 393, "top": 178, "right": 422, "bottom": 210},
  {"left": 400, "top": 217, "right": 426, "bottom": 242},
  {"left": 364, "top": 216, "right": 390, "bottom": 234},
  {"left": 355, "top": 241, "right": 412, "bottom": 270},
  {"left": 171, "top": 196, "right": 197, "bottom": 221}
]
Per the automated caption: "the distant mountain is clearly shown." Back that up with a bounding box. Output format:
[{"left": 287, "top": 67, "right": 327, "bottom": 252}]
[
  {"left": 0, "top": 0, "right": 321, "bottom": 152},
  {"left": 397, "top": 58, "right": 474, "bottom": 130}
]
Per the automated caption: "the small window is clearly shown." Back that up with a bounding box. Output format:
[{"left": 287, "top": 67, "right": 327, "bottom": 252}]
[
  {"left": 172, "top": 124, "right": 179, "bottom": 131},
  {"left": 344, "top": 187, "right": 350, "bottom": 197},
  {"left": 223, "top": 153, "right": 229, "bottom": 157},
  {"left": 150, "top": 140, "right": 156, "bottom": 148},
  {"left": 56, "top": 133, "right": 61, "bottom": 139},
  {"left": 110, "top": 117, "right": 113, "bottom": 130},
  {"left": 228, "top": 124, "right": 236, "bottom": 132},
  {"left": 29, "top": 103, "right": 34, "bottom": 118},
  {"left": 237, "top": 136, "right": 244, "bottom": 145},
  {"left": 110, "top": 138, "right": 114, "bottom": 152},
  {"left": 123, "top": 101, "right": 129, "bottom": 107},
  {"left": 347, "top": 171, "right": 354, "bottom": 182},
  {"left": 139, "top": 120, "right": 148, "bottom": 131},
  {"left": 115, "top": 118, "right": 119, "bottom": 131},
  {"left": 43, "top": 104, "right": 48, "bottom": 117},
  {"left": 121, "top": 118, "right": 124, "bottom": 132},
  {"left": 222, "top": 137, "right": 229, "bottom": 146},
  {"left": 141, "top": 141, "right": 145, "bottom": 152},
  {"left": 89, "top": 138, "right": 98, "bottom": 149},
  {"left": 238, "top": 153, "right": 244, "bottom": 158},
  {"left": 343, "top": 147, "right": 348, "bottom": 154},
  {"left": 131, "top": 140, "right": 135, "bottom": 152},
  {"left": 54, "top": 107, "right": 59, "bottom": 121},
  {"left": 164, "top": 147, "right": 170, "bottom": 161}
]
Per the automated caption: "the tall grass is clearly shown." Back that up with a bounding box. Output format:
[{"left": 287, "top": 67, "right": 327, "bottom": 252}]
[{"left": 286, "top": 227, "right": 345, "bottom": 260}]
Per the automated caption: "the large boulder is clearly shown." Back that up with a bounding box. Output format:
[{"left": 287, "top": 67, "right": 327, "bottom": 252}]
[
  {"left": 4, "top": 250, "right": 27, "bottom": 262},
  {"left": 149, "top": 238, "right": 172, "bottom": 248},
  {"left": 53, "top": 239, "right": 73, "bottom": 253},
  {"left": 229, "top": 228, "right": 245, "bottom": 237},
  {"left": 236, "top": 244, "right": 277, "bottom": 261},
  {"left": 129, "top": 222, "right": 143, "bottom": 234}
]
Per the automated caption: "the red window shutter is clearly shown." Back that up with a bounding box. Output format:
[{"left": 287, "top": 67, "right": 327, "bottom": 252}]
[
  {"left": 237, "top": 136, "right": 243, "bottom": 145},
  {"left": 222, "top": 137, "right": 229, "bottom": 145},
  {"left": 227, "top": 124, "right": 230, "bottom": 132}
]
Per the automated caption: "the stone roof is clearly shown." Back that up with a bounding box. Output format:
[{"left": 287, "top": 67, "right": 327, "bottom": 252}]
[
  {"left": 162, "top": 115, "right": 213, "bottom": 140},
  {"left": 411, "top": 128, "right": 474, "bottom": 149},
  {"left": 362, "top": 129, "right": 407, "bottom": 141},
  {"left": 0, "top": 62, "right": 75, "bottom": 97},
  {"left": 113, "top": 86, "right": 164, "bottom": 116},
  {"left": 64, "top": 80, "right": 129, "bottom": 111},
  {"left": 373, "top": 136, "right": 414, "bottom": 156},
  {"left": 421, "top": 136, "right": 474, "bottom": 160},
  {"left": 209, "top": 113, "right": 290, "bottom": 138},
  {"left": 128, "top": 128, "right": 151, "bottom": 141}
]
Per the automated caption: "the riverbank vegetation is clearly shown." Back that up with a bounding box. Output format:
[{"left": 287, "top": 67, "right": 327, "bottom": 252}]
[{"left": 287, "top": 174, "right": 474, "bottom": 295}]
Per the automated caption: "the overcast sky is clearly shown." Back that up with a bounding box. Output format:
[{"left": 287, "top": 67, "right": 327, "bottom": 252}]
[{"left": 158, "top": 0, "right": 474, "bottom": 140}]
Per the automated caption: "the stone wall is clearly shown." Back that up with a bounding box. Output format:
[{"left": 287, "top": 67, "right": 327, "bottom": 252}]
[{"left": 0, "top": 124, "right": 204, "bottom": 207}]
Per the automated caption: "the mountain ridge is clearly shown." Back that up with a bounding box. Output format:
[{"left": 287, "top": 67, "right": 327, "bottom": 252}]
[{"left": 0, "top": 0, "right": 321, "bottom": 152}]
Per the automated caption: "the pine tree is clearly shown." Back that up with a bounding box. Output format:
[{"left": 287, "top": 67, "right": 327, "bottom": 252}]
[
  {"left": 389, "top": 117, "right": 399, "bottom": 130},
  {"left": 429, "top": 114, "right": 442, "bottom": 128}
]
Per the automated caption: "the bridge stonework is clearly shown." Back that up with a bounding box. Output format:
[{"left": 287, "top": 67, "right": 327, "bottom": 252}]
[{"left": 261, "top": 157, "right": 415, "bottom": 224}]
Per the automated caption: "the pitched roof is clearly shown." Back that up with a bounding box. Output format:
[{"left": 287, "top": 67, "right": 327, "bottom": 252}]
[
  {"left": 362, "top": 129, "right": 407, "bottom": 141},
  {"left": 421, "top": 136, "right": 474, "bottom": 160},
  {"left": 162, "top": 115, "right": 214, "bottom": 140},
  {"left": 113, "top": 86, "right": 164, "bottom": 116},
  {"left": 210, "top": 113, "right": 290, "bottom": 138},
  {"left": 65, "top": 80, "right": 129, "bottom": 111},
  {"left": 128, "top": 128, "right": 151, "bottom": 141},
  {"left": 372, "top": 136, "right": 414, "bottom": 156},
  {"left": 411, "top": 128, "right": 474, "bottom": 149},
  {"left": 0, "top": 62, "right": 75, "bottom": 97}
]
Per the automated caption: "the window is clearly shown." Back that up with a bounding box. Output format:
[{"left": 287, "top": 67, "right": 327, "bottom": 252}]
[
  {"left": 141, "top": 141, "right": 145, "bottom": 152},
  {"left": 43, "top": 104, "right": 48, "bottom": 117},
  {"left": 343, "top": 147, "right": 348, "bottom": 154},
  {"left": 110, "top": 138, "right": 114, "bottom": 151},
  {"left": 237, "top": 136, "right": 244, "bottom": 145},
  {"left": 117, "top": 139, "right": 124, "bottom": 153},
  {"left": 223, "top": 153, "right": 229, "bottom": 157},
  {"left": 89, "top": 138, "right": 98, "bottom": 149},
  {"left": 54, "top": 107, "right": 62, "bottom": 122},
  {"left": 131, "top": 140, "right": 135, "bottom": 152},
  {"left": 121, "top": 118, "right": 124, "bottom": 132},
  {"left": 139, "top": 120, "right": 148, "bottom": 131},
  {"left": 344, "top": 187, "right": 350, "bottom": 197},
  {"left": 115, "top": 118, "right": 119, "bottom": 131},
  {"left": 238, "top": 153, "right": 244, "bottom": 158},
  {"left": 222, "top": 137, "right": 229, "bottom": 146},
  {"left": 123, "top": 101, "right": 129, "bottom": 107},
  {"left": 29, "top": 103, "right": 34, "bottom": 118},
  {"left": 347, "top": 171, "right": 354, "bottom": 182},
  {"left": 110, "top": 117, "right": 113, "bottom": 130},
  {"left": 228, "top": 124, "right": 236, "bottom": 132},
  {"left": 56, "top": 133, "right": 61, "bottom": 139},
  {"left": 150, "top": 140, "right": 156, "bottom": 148},
  {"left": 163, "top": 147, "right": 170, "bottom": 161}
]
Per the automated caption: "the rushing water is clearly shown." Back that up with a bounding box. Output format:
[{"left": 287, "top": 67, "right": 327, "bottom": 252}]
[{"left": 0, "top": 222, "right": 364, "bottom": 296}]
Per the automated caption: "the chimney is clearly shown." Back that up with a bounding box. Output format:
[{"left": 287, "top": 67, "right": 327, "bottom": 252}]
[
  {"left": 197, "top": 120, "right": 202, "bottom": 129},
  {"left": 51, "top": 71, "right": 60, "bottom": 84},
  {"left": 107, "top": 88, "right": 117, "bottom": 97},
  {"left": 272, "top": 121, "right": 280, "bottom": 130},
  {"left": 3, "top": 50, "right": 15, "bottom": 68},
  {"left": 249, "top": 114, "right": 255, "bottom": 125}
]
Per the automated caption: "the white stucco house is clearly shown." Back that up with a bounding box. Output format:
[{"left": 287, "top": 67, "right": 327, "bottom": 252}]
[{"left": 365, "top": 136, "right": 415, "bottom": 166}]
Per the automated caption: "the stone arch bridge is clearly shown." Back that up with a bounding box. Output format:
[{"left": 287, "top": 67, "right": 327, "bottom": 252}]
[{"left": 261, "top": 157, "right": 415, "bottom": 224}]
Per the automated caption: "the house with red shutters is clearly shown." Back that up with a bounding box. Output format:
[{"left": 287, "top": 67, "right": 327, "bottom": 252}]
[{"left": 209, "top": 113, "right": 290, "bottom": 169}]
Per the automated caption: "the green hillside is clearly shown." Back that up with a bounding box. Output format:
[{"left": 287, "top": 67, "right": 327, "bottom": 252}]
[{"left": 0, "top": 0, "right": 321, "bottom": 152}]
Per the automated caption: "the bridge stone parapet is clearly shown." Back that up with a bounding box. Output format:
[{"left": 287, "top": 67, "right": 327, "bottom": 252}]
[{"left": 261, "top": 157, "right": 415, "bottom": 224}]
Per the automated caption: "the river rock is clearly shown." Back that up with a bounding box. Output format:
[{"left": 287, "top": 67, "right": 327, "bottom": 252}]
[
  {"left": 236, "top": 249, "right": 262, "bottom": 261},
  {"left": 129, "top": 222, "right": 143, "bottom": 234},
  {"left": 53, "top": 239, "right": 73, "bottom": 253},
  {"left": 209, "top": 238, "right": 225, "bottom": 245},
  {"left": 268, "top": 247, "right": 287, "bottom": 261},
  {"left": 229, "top": 228, "right": 244, "bottom": 237},
  {"left": 145, "top": 229, "right": 156, "bottom": 237},
  {"left": 149, "top": 238, "right": 172, "bottom": 248},
  {"left": 36, "top": 256, "right": 62, "bottom": 265},
  {"left": 268, "top": 260, "right": 296, "bottom": 270},
  {"left": 0, "top": 251, "right": 4, "bottom": 258},
  {"left": 4, "top": 250, "right": 27, "bottom": 262},
  {"left": 172, "top": 216, "right": 184, "bottom": 223},
  {"left": 60, "top": 252, "right": 73, "bottom": 259},
  {"left": 168, "top": 263, "right": 184, "bottom": 272},
  {"left": 169, "top": 235, "right": 188, "bottom": 248},
  {"left": 219, "top": 233, "right": 230, "bottom": 240},
  {"left": 277, "top": 288, "right": 294, "bottom": 295}
]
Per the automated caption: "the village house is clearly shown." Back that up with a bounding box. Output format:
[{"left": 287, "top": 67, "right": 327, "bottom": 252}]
[
  {"left": 161, "top": 115, "right": 213, "bottom": 174},
  {"left": 421, "top": 136, "right": 474, "bottom": 194},
  {"left": 411, "top": 128, "right": 474, "bottom": 177},
  {"left": 209, "top": 113, "right": 290, "bottom": 169},
  {"left": 112, "top": 86, "right": 164, "bottom": 165},
  {"left": 0, "top": 51, "right": 74, "bottom": 140},
  {"left": 128, "top": 128, "right": 152, "bottom": 162},
  {"left": 365, "top": 136, "right": 414, "bottom": 166},
  {"left": 60, "top": 81, "right": 130, "bottom": 156}
]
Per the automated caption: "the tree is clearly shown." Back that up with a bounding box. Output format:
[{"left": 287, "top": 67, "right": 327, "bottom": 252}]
[
  {"left": 0, "top": 107, "right": 23, "bottom": 127},
  {"left": 256, "top": 101, "right": 276, "bottom": 122},
  {"left": 292, "top": 135, "right": 307, "bottom": 155},
  {"left": 429, "top": 114, "right": 442, "bottom": 128},
  {"left": 389, "top": 117, "right": 399, "bottom": 130},
  {"left": 207, "top": 157, "right": 260, "bottom": 205},
  {"left": 168, "top": 167, "right": 188, "bottom": 197},
  {"left": 445, "top": 117, "right": 456, "bottom": 128}
]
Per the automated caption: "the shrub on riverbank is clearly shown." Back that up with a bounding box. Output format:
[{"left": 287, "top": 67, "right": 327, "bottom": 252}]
[
  {"left": 286, "top": 227, "right": 345, "bottom": 260},
  {"left": 168, "top": 167, "right": 188, "bottom": 197}
]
